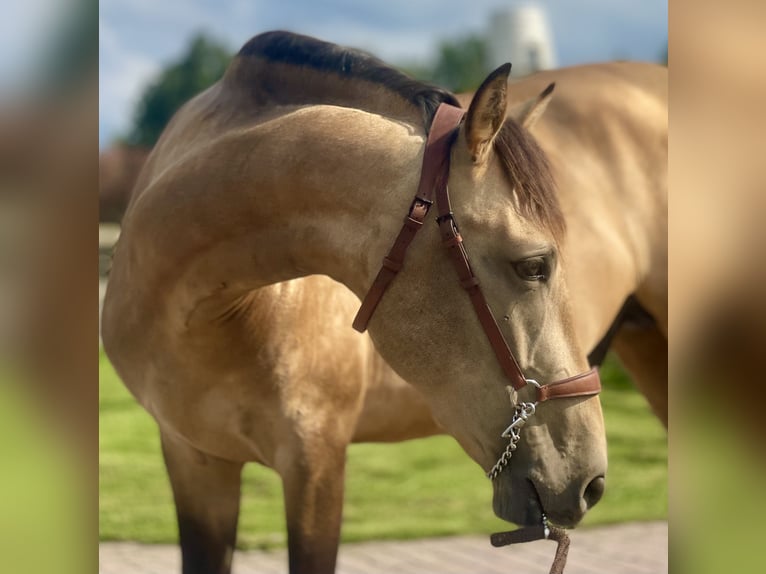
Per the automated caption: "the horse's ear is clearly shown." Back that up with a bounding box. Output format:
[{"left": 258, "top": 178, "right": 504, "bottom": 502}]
[
  {"left": 510, "top": 82, "right": 555, "bottom": 130},
  {"left": 464, "top": 63, "right": 512, "bottom": 164}
]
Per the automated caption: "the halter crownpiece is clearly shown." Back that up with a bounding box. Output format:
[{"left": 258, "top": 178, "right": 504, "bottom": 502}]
[{"left": 351, "top": 103, "right": 466, "bottom": 335}]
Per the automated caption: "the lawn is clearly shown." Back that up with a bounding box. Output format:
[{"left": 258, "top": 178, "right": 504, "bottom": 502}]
[{"left": 99, "top": 352, "right": 666, "bottom": 548}]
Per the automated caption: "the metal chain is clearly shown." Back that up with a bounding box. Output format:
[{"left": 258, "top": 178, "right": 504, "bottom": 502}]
[
  {"left": 487, "top": 380, "right": 568, "bottom": 573},
  {"left": 486, "top": 401, "right": 537, "bottom": 480}
]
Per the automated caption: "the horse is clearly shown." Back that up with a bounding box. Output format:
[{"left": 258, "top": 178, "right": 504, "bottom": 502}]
[
  {"left": 99, "top": 65, "right": 667, "bottom": 427},
  {"left": 102, "top": 31, "right": 661, "bottom": 574}
]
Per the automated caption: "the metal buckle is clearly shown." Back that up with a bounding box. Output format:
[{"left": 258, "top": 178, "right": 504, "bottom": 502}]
[
  {"left": 488, "top": 379, "right": 545, "bottom": 479},
  {"left": 499, "top": 379, "right": 541, "bottom": 438},
  {"left": 436, "top": 212, "right": 461, "bottom": 242},
  {"left": 525, "top": 378, "right": 541, "bottom": 389},
  {"left": 409, "top": 196, "right": 433, "bottom": 216}
]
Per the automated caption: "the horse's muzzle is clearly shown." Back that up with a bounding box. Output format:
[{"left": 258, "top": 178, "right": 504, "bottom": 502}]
[{"left": 493, "top": 473, "right": 605, "bottom": 528}]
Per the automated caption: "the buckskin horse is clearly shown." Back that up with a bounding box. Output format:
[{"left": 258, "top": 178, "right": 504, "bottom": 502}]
[{"left": 103, "top": 31, "right": 666, "bottom": 574}]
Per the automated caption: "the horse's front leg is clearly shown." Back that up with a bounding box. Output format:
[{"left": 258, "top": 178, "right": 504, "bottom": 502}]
[
  {"left": 278, "top": 439, "right": 348, "bottom": 574},
  {"left": 160, "top": 430, "right": 244, "bottom": 574},
  {"left": 613, "top": 323, "right": 668, "bottom": 426}
]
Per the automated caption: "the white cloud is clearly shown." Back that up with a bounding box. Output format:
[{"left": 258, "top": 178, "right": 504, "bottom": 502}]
[{"left": 99, "top": 18, "right": 160, "bottom": 145}]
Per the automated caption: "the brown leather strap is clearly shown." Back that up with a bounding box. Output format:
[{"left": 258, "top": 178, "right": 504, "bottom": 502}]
[
  {"left": 432, "top": 103, "right": 598, "bottom": 396},
  {"left": 490, "top": 525, "right": 548, "bottom": 546},
  {"left": 536, "top": 367, "right": 601, "bottom": 402},
  {"left": 353, "top": 102, "right": 601, "bottom": 401},
  {"left": 432, "top": 104, "right": 529, "bottom": 390},
  {"left": 436, "top": 205, "right": 601, "bottom": 395},
  {"left": 352, "top": 199, "right": 430, "bottom": 332},
  {"left": 437, "top": 214, "right": 528, "bottom": 390},
  {"left": 414, "top": 104, "right": 466, "bottom": 203},
  {"left": 491, "top": 525, "right": 570, "bottom": 574},
  {"left": 352, "top": 104, "right": 466, "bottom": 332}
]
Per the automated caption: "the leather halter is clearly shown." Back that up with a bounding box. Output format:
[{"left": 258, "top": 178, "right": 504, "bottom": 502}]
[{"left": 352, "top": 103, "right": 600, "bottom": 404}]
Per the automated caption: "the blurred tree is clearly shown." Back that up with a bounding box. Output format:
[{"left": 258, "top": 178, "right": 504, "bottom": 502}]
[
  {"left": 127, "top": 34, "right": 232, "bottom": 147},
  {"left": 401, "top": 35, "right": 490, "bottom": 93},
  {"left": 431, "top": 35, "right": 490, "bottom": 92},
  {"left": 43, "top": 0, "right": 97, "bottom": 92}
]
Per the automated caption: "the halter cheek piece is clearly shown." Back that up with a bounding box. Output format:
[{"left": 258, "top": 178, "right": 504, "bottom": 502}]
[
  {"left": 353, "top": 102, "right": 597, "bottom": 573},
  {"left": 353, "top": 102, "right": 601, "bottom": 471}
]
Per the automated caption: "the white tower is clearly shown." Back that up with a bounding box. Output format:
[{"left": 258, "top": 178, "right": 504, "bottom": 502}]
[{"left": 487, "top": 4, "right": 556, "bottom": 77}]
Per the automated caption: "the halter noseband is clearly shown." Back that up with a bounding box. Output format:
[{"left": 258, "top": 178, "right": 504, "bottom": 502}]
[{"left": 352, "top": 103, "right": 601, "bottom": 479}]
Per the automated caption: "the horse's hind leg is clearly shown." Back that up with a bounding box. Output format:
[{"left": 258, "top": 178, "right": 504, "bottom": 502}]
[
  {"left": 161, "top": 430, "right": 244, "bottom": 574},
  {"left": 278, "top": 441, "right": 347, "bottom": 574}
]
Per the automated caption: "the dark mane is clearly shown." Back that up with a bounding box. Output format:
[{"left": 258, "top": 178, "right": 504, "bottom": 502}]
[
  {"left": 493, "top": 120, "right": 565, "bottom": 240},
  {"left": 237, "top": 31, "right": 461, "bottom": 132}
]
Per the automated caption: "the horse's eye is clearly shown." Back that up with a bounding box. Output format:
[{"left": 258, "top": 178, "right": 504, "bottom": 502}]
[{"left": 514, "top": 257, "right": 549, "bottom": 282}]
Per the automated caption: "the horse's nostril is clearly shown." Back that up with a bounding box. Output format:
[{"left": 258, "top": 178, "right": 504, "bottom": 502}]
[{"left": 583, "top": 475, "right": 605, "bottom": 508}]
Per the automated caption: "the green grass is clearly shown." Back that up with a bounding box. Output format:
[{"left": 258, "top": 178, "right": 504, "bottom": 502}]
[
  {"left": 99, "top": 352, "right": 666, "bottom": 548},
  {"left": 0, "top": 366, "right": 89, "bottom": 574}
]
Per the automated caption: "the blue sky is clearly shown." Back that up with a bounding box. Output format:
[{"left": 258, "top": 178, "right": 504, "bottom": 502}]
[
  {"left": 0, "top": 0, "right": 68, "bottom": 93},
  {"left": 99, "top": 0, "right": 667, "bottom": 147}
]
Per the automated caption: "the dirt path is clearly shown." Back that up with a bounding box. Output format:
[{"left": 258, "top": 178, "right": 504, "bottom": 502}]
[{"left": 99, "top": 520, "right": 667, "bottom": 573}]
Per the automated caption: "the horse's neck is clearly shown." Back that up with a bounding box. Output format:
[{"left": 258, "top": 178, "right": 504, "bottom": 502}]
[{"left": 123, "top": 105, "right": 426, "bottom": 324}]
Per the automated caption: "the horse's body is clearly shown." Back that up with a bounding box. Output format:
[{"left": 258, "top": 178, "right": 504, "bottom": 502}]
[{"left": 103, "top": 31, "right": 664, "bottom": 574}]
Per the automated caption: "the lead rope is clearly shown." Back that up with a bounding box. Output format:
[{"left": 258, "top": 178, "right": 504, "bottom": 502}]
[
  {"left": 491, "top": 523, "right": 570, "bottom": 574},
  {"left": 488, "top": 385, "right": 571, "bottom": 574}
]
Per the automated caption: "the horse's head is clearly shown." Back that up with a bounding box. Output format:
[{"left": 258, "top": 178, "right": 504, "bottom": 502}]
[{"left": 367, "top": 65, "right": 606, "bottom": 528}]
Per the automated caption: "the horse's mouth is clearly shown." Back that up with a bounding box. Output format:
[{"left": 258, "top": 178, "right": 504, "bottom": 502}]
[
  {"left": 493, "top": 476, "right": 582, "bottom": 528},
  {"left": 528, "top": 479, "right": 581, "bottom": 529},
  {"left": 493, "top": 477, "right": 545, "bottom": 526},
  {"left": 527, "top": 479, "right": 548, "bottom": 525}
]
